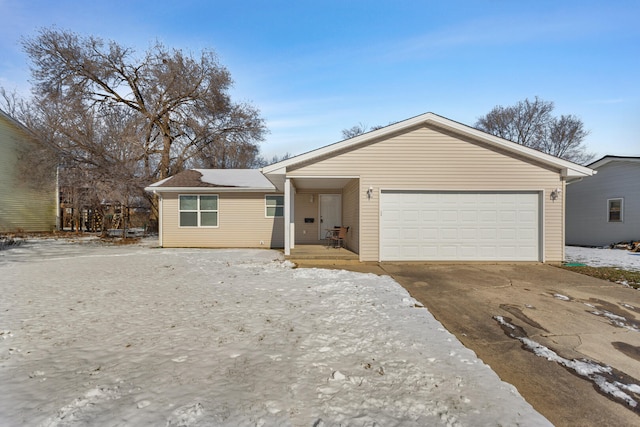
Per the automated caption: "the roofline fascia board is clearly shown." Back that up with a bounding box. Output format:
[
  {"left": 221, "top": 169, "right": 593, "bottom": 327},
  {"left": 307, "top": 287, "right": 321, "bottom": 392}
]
[
  {"left": 144, "top": 187, "right": 277, "bottom": 193},
  {"left": 286, "top": 175, "right": 360, "bottom": 179},
  {"left": 588, "top": 155, "right": 640, "bottom": 169},
  {"left": 562, "top": 168, "right": 597, "bottom": 178},
  {"left": 261, "top": 112, "right": 594, "bottom": 177}
]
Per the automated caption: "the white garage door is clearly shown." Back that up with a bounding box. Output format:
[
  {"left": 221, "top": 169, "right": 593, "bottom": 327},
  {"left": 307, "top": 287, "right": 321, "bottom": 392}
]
[{"left": 380, "top": 191, "right": 540, "bottom": 261}]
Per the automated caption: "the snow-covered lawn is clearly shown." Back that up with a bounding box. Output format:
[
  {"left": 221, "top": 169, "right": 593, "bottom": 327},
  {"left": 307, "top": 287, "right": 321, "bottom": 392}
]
[
  {"left": 565, "top": 246, "right": 640, "bottom": 271},
  {"left": 0, "top": 238, "right": 550, "bottom": 426}
]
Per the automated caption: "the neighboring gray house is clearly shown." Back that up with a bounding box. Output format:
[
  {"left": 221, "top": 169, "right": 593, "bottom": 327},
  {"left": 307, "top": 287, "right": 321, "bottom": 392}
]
[
  {"left": 566, "top": 155, "right": 640, "bottom": 246},
  {"left": 0, "top": 109, "right": 56, "bottom": 233}
]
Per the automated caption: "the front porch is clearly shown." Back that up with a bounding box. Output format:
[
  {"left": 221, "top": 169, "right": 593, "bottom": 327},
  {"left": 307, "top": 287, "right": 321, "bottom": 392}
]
[{"left": 282, "top": 176, "right": 361, "bottom": 259}]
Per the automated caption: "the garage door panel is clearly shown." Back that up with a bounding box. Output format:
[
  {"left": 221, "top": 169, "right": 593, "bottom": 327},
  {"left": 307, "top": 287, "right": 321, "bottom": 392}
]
[
  {"left": 421, "top": 210, "right": 438, "bottom": 221},
  {"left": 459, "top": 227, "right": 477, "bottom": 240},
  {"left": 422, "top": 228, "right": 438, "bottom": 239},
  {"left": 381, "top": 191, "right": 540, "bottom": 261},
  {"left": 479, "top": 228, "right": 497, "bottom": 239},
  {"left": 402, "top": 210, "right": 420, "bottom": 222},
  {"left": 440, "top": 228, "right": 459, "bottom": 240},
  {"left": 518, "top": 227, "right": 537, "bottom": 240},
  {"left": 519, "top": 211, "right": 537, "bottom": 223},
  {"left": 499, "top": 228, "right": 517, "bottom": 240},
  {"left": 401, "top": 227, "right": 420, "bottom": 240},
  {"left": 402, "top": 245, "right": 420, "bottom": 258},
  {"left": 441, "top": 210, "right": 458, "bottom": 222},
  {"left": 420, "top": 246, "right": 438, "bottom": 258},
  {"left": 459, "top": 245, "right": 479, "bottom": 257},
  {"left": 460, "top": 211, "right": 477, "bottom": 222},
  {"left": 440, "top": 245, "right": 459, "bottom": 258},
  {"left": 384, "top": 209, "right": 402, "bottom": 222},
  {"left": 479, "top": 245, "right": 498, "bottom": 257},
  {"left": 479, "top": 210, "right": 497, "bottom": 222}
]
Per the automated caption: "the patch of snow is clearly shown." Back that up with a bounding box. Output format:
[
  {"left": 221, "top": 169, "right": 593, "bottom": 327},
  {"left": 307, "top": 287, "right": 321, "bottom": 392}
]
[
  {"left": 196, "top": 169, "right": 275, "bottom": 189},
  {"left": 588, "top": 310, "right": 640, "bottom": 332},
  {"left": 565, "top": 246, "right": 640, "bottom": 271},
  {"left": 494, "top": 316, "right": 640, "bottom": 409},
  {"left": 0, "top": 239, "right": 551, "bottom": 426}
]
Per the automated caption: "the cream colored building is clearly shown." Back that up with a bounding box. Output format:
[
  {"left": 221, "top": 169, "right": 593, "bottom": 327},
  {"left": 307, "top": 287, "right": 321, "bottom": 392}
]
[
  {"left": 147, "top": 113, "right": 594, "bottom": 262},
  {"left": 0, "top": 109, "right": 56, "bottom": 233}
]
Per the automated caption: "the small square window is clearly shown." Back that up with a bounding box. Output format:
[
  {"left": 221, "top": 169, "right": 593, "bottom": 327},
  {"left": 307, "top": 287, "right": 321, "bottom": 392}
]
[
  {"left": 179, "top": 195, "right": 219, "bottom": 227},
  {"left": 608, "top": 198, "right": 623, "bottom": 222},
  {"left": 265, "top": 195, "right": 284, "bottom": 217}
]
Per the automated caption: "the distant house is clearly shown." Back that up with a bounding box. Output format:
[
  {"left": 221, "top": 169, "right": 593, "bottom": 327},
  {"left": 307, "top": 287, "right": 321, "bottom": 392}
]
[
  {"left": 0, "top": 109, "right": 56, "bottom": 233},
  {"left": 566, "top": 155, "right": 640, "bottom": 246},
  {"left": 146, "top": 112, "right": 594, "bottom": 262}
]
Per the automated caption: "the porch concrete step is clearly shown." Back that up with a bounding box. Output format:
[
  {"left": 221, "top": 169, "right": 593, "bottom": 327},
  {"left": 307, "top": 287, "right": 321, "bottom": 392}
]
[{"left": 285, "top": 245, "right": 359, "bottom": 261}]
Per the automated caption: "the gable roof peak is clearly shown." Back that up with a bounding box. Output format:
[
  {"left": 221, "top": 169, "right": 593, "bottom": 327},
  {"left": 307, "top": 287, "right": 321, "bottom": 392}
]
[{"left": 262, "top": 112, "right": 594, "bottom": 178}]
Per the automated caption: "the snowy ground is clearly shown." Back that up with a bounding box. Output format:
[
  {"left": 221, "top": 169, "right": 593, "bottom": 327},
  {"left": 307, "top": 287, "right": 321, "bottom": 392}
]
[
  {"left": 565, "top": 246, "right": 640, "bottom": 271},
  {"left": 0, "top": 237, "right": 551, "bottom": 426}
]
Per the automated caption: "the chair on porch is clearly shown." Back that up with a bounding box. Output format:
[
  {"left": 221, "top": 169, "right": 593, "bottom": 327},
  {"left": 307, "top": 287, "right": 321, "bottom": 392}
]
[{"left": 330, "top": 226, "right": 348, "bottom": 248}]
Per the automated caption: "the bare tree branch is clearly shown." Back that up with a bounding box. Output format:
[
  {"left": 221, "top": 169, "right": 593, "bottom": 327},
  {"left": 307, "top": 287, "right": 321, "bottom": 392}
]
[{"left": 475, "top": 97, "right": 594, "bottom": 164}]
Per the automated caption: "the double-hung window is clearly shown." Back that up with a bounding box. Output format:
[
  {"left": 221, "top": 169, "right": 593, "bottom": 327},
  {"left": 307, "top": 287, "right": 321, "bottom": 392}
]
[
  {"left": 179, "top": 195, "right": 218, "bottom": 227},
  {"left": 607, "top": 198, "right": 623, "bottom": 222},
  {"left": 265, "top": 195, "right": 284, "bottom": 218}
]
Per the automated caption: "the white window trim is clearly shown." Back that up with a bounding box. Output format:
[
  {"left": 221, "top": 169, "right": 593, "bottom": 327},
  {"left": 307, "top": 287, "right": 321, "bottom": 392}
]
[
  {"left": 179, "top": 194, "right": 219, "bottom": 228},
  {"left": 265, "top": 194, "right": 284, "bottom": 218},
  {"left": 607, "top": 198, "right": 624, "bottom": 223}
]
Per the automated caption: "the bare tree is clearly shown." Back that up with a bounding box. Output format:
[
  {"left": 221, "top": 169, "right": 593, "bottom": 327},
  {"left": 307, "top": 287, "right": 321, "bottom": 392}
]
[
  {"left": 14, "top": 28, "right": 268, "bottom": 225},
  {"left": 253, "top": 152, "right": 292, "bottom": 168},
  {"left": 341, "top": 123, "right": 385, "bottom": 139},
  {"left": 475, "top": 97, "right": 594, "bottom": 164},
  {"left": 22, "top": 28, "right": 267, "bottom": 179}
]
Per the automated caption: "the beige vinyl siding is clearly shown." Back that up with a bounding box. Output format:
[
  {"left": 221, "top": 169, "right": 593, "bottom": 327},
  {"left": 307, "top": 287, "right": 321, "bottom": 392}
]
[
  {"left": 288, "top": 125, "right": 564, "bottom": 262},
  {"left": 0, "top": 115, "right": 56, "bottom": 232},
  {"left": 161, "top": 192, "right": 284, "bottom": 248},
  {"left": 341, "top": 179, "right": 359, "bottom": 253}
]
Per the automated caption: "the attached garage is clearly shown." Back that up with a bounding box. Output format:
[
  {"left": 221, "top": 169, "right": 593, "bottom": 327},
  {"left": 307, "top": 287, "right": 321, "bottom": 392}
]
[{"left": 380, "top": 191, "right": 541, "bottom": 261}]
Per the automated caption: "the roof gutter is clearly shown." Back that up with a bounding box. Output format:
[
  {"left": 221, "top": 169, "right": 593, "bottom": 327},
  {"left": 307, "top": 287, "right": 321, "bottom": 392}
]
[{"left": 144, "top": 186, "right": 277, "bottom": 193}]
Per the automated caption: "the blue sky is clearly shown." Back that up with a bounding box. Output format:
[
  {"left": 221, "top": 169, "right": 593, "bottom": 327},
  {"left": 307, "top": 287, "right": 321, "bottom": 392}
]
[{"left": 0, "top": 0, "right": 638, "bottom": 161}]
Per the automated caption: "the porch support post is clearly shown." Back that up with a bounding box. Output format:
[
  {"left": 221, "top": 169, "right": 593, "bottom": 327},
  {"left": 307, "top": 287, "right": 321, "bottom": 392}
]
[
  {"left": 290, "top": 185, "right": 296, "bottom": 250},
  {"left": 284, "top": 178, "right": 295, "bottom": 255},
  {"left": 157, "top": 193, "right": 163, "bottom": 247}
]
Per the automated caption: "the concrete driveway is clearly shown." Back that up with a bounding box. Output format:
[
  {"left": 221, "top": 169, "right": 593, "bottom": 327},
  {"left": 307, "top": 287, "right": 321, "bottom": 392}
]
[
  {"left": 294, "top": 259, "right": 640, "bottom": 425},
  {"left": 378, "top": 263, "right": 640, "bottom": 427}
]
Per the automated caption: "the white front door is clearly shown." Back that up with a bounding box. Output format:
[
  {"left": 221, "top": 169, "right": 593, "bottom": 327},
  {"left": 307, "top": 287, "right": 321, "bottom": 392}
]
[{"left": 318, "top": 194, "right": 342, "bottom": 239}]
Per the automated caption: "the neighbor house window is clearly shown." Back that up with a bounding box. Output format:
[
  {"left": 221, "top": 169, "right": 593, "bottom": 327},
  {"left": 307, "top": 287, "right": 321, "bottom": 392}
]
[
  {"left": 179, "top": 195, "right": 218, "bottom": 227},
  {"left": 607, "top": 198, "right": 623, "bottom": 222},
  {"left": 265, "top": 195, "right": 284, "bottom": 217}
]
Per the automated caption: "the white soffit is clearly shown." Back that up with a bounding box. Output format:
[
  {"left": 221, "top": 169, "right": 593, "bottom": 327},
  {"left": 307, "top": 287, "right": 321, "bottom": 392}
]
[{"left": 290, "top": 177, "right": 355, "bottom": 190}]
